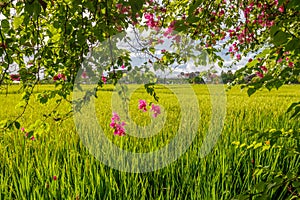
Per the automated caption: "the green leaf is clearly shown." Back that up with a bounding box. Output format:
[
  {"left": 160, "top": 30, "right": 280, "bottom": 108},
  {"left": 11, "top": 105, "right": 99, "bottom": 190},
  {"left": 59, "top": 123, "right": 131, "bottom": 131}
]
[
  {"left": 273, "top": 31, "right": 290, "bottom": 46},
  {"left": 256, "top": 49, "right": 271, "bottom": 58},
  {"left": 27, "top": 130, "right": 34, "bottom": 138},
  {"left": 270, "top": 25, "right": 279, "bottom": 36},
  {"left": 149, "top": 47, "right": 155, "bottom": 54},
  {"left": 292, "top": 181, "right": 300, "bottom": 188},
  {"left": 254, "top": 142, "right": 263, "bottom": 149},
  {"left": 0, "top": 120, "right": 13, "bottom": 130},
  {"left": 290, "top": 106, "right": 300, "bottom": 119},
  {"left": 287, "top": 102, "right": 300, "bottom": 113},
  {"left": 129, "top": 0, "right": 143, "bottom": 20},
  {"left": 13, "top": 15, "right": 24, "bottom": 29},
  {"left": 14, "top": 121, "right": 20, "bottom": 130},
  {"left": 1, "top": 19, "right": 10, "bottom": 31},
  {"left": 286, "top": 38, "right": 300, "bottom": 51},
  {"left": 247, "top": 88, "right": 256, "bottom": 97},
  {"left": 246, "top": 60, "right": 259, "bottom": 68}
]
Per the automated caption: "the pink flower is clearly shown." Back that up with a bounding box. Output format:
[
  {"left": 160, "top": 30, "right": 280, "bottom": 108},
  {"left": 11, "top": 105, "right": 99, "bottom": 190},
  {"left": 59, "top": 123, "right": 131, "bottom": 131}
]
[
  {"left": 110, "top": 112, "right": 126, "bottom": 136},
  {"left": 163, "top": 21, "right": 176, "bottom": 37},
  {"left": 257, "top": 3, "right": 262, "bottom": 8},
  {"left": 277, "top": 58, "right": 283, "bottom": 63},
  {"left": 121, "top": 64, "right": 125, "bottom": 69},
  {"left": 138, "top": 99, "right": 147, "bottom": 112},
  {"left": 117, "top": 26, "right": 123, "bottom": 32},
  {"left": 53, "top": 75, "right": 59, "bottom": 81},
  {"left": 260, "top": 66, "right": 268, "bottom": 73},
  {"left": 278, "top": 5, "right": 284, "bottom": 13},
  {"left": 266, "top": 20, "right": 274, "bottom": 27},
  {"left": 110, "top": 121, "right": 116, "bottom": 128},
  {"left": 173, "top": 35, "right": 181, "bottom": 43},
  {"left": 102, "top": 76, "right": 107, "bottom": 84},
  {"left": 10, "top": 74, "right": 20, "bottom": 81},
  {"left": 163, "top": 27, "right": 174, "bottom": 37},
  {"left": 57, "top": 73, "right": 66, "bottom": 80},
  {"left": 53, "top": 176, "right": 57, "bottom": 181},
  {"left": 157, "top": 39, "right": 164, "bottom": 44},
  {"left": 236, "top": 54, "right": 241, "bottom": 61},
  {"left": 111, "top": 112, "right": 120, "bottom": 121},
  {"left": 288, "top": 62, "right": 294, "bottom": 68},
  {"left": 21, "top": 127, "right": 25, "bottom": 132},
  {"left": 30, "top": 136, "right": 35, "bottom": 141},
  {"left": 161, "top": 49, "right": 166, "bottom": 53},
  {"left": 151, "top": 104, "right": 161, "bottom": 118},
  {"left": 116, "top": 3, "right": 122, "bottom": 10},
  {"left": 219, "top": 10, "right": 225, "bottom": 16},
  {"left": 114, "top": 123, "right": 126, "bottom": 136},
  {"left": 54, "top": 73, "right": 66, "bottom": 81},
  {"left": 244, "top": 7, "right": 250, "bottom": 16},
  {"left": 82, "top": 71, "right": 88, "bottom": 79},
  {"left": 256, "top": 71, "right": 264, "bottom": 78}
]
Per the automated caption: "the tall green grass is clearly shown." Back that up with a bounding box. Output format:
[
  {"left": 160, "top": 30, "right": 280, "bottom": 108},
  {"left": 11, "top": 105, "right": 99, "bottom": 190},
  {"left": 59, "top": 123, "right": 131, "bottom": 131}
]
[{"left": 0, "top": 84, "right": 299, "bottom": 199}]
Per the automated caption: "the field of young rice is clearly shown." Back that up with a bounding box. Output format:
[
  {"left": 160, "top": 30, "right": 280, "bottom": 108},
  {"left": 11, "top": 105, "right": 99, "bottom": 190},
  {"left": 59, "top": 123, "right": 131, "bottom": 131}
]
[{"left": 0, "top": 84, "right": 299, "bottom": 199}]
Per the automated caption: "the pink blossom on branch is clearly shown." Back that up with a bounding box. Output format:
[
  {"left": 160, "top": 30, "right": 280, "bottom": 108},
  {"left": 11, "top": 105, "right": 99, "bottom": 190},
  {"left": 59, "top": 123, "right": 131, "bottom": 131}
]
[
  {"left": 53, "top": 73, "right": 66, "bottom": 81},
  {"left": 138, "top": 99, "right": 148, "bottom": 112},
  {"left": 157, "top": 39, "right": 164, "bottom": 44},
  {"left": 57, "top": 73, "right": 66, "bottom": 80},
  {"left": 81, "top": 71, "right": 88, "bottom": 79},
  {"left": 102, "top": 76, "right": 107, "bottom": 84},
  {"left": 256, "top": 71, "right": 264, "bottom": 79},
  {"left": 278, "top": 5, "right": 284, "bottom": 13},
  {"left": 260, "top": 66, "right": 268, "bottom": 73},
  {"left": 277, "top": 58, "right": 283, "bottom": 63},
  {"left": 288, "top": 62, "right": 294, "bottom": 68}
]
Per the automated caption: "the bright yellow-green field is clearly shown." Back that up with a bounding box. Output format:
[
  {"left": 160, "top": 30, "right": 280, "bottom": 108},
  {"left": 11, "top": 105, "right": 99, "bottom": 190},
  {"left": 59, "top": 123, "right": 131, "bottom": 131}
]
[{"left": 0, "top": 84, "right": 299, "bottom": 199}]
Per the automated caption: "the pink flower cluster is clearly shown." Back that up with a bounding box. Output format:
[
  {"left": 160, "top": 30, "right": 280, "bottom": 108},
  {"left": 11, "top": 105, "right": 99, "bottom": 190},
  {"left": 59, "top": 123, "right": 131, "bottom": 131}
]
[
  {"left": 255, "top": 65, "right": 268, "bottom": 79},
  {"left": 144, "top": 13, "right": 160, "bottom": 31},
  {"left": 116, "top": 3, "right": 130, "bottom": 14},
  {"left": 256, "top": 71, "right": 264, "bottom": 79},
  {"left": 163, "top": 20, "right": 176, "bottom": 37},
  {"left": 53, "top": 73, "right": 66, "bottom": 81},
  {"left": 138, "top": 99, "right": 161, "bottom": 118},
  {"left": 110, "top": 112, "right": 126, "bottom": 136},
  {"left": 276, "top": 52, "right": 294, "bottom": 68},
  {"left": 10, "top": 74, "right": 20, "bottom": 81}
]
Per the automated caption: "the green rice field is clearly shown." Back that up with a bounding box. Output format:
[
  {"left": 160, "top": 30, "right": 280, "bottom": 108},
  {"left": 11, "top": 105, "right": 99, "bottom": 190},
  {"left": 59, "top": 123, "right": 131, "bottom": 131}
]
[{"left": 0, "top": 84, "right": 299, "bottom": 199}]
